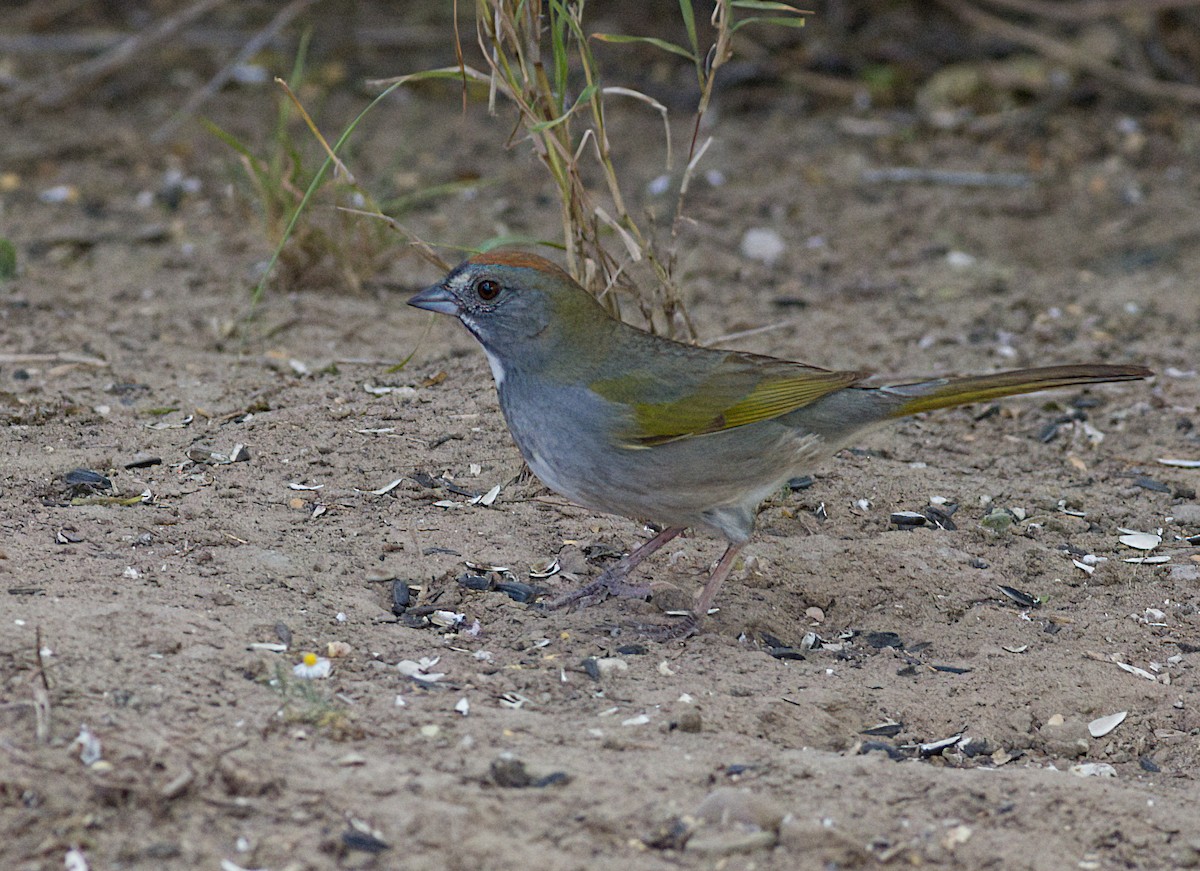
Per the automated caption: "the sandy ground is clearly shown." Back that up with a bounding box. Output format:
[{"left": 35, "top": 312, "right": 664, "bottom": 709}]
[{"left": 2, "top": 49, "right": 1200, "bottom": 871}]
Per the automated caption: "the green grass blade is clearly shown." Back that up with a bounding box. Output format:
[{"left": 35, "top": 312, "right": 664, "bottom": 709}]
[
  {"left": 200, "top": 118, "right": 257, "bottom": 161},
  {"left": 0, "top": 238, "right": 16, "bottom": 281},
  {"left": 529, "top": 83, "right": 599, "bottom": 132},
  {"left": 730, "top": 15, "right": 807, "bottom": 31},
  {"left": 549, "top": 0, "right": 571, "bottom": 109},
  {"left": 592, "top": 33, "right": 696, "bottom": 62},
  {"left": 678, "top": 0, "right": 699, "bottom": 57},
  {"left": 476, "top": 235, "right": 564, "bottom": 253},
  {"left": 378, "top": 178, "right": 497, "bottom": 214},
  {"left": 250, "top": 80, "right": 408, "bottom": 305},
  {"left": 730, "top": 0, "right": 806, "bottom": 11}
]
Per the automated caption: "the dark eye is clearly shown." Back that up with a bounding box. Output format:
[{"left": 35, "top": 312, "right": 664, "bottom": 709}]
[{"left": 476, "top": 279, "right": 501, "bottom": 301}]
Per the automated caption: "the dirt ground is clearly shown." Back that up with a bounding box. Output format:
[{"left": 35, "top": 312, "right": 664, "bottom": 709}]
[{"left": 3, "top": 29, "right": 1200, "bottom": 871}]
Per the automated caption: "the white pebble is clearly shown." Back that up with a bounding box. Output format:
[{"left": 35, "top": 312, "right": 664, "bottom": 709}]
[{"left": 740, "top": 228, "right": 786, "bottom": 265}]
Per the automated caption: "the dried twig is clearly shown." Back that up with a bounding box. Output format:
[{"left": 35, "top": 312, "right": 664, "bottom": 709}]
[
  {"left": 0, "top": 25, "right": 447, "bottom": 56},
  {"left": 980, "top": 0, "right": 1200, "bottom": 21},
  {"left": 152, "top": 0, "right": 320, "bottom": 143},
  {"left": 335, "top": 208, "right": 451, "bottom": 273},
  {"left": 935, "top": 0, "right": 1200, "bottom": 106},
  {"left": 0, "top": 352, "right": 109, "bottom": 367},
  {"left": 9, "top": 0, "right": 94, "bottom": 31},
  {"left": 862, "top": 167, "right": 1033, "bottom": 188},
  {"left": 33, "top": 627, "right": 52, "bottom": 744},
  {"left": 3, "top": 0, "right": 232, "bottom": 109}
]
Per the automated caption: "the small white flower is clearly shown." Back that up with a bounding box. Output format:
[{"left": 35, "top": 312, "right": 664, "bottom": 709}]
[{"left": 293, "top": 652, "right": 331, "bottom": 679}]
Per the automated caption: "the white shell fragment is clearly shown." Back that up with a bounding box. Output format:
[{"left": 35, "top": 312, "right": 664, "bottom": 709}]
[
  {"left": 288, "top": 482, "right": 324, "bottom": 490},
  {"left": 1157, "top": 457, "right": 1200, "bottom": 468},
  {"left": 528, "top": 557, "right": 561, "bottom": 579},
  {"left": 470, "top": 483, "right": 501, "bottom": 506},
  {"left": 1117, "top": 661, "right": 1157, "bottom": 681},
  {"left": 363, "top": 383, "right": 417, "bottom": 398},
  {"left": 465, "top": 560, "right": 510, "bottom": 573},
  {"left": 1123, "top": 555, "right": 1171, "bottom": 564},
  {"left": 1073, "top": 559, "right": 1095, "bottom": 575},
  {"left": 366, "top": 478, "right": 405, "bottom": 495},
  {"left": 397, "top": 657, "right": 444, "bottom": 682},
  {"left": 187, "top": 443, "right": 249, "bottom": 465},
  {"left": 1088, "top": 711, "right": 1127, "bottom": 738},
  {"left": 144, "top": 414, "right": 194, "bottom": 430},
  {"left": 72, "top": 724, "right": 103, "bottom": 766},
  {"left": 455, "top": 697, "right": 470, "bottom": 717},
  {"left": 1118, "top": 532, "right": 1161, "bottom": 551},
  {"left": 1140, "top": 607, "right": 1167, "bottom": 625},
  {"left": 917, "top": 733, "right": 963, "bottom": 755},
  {"left": 1070, "top": 762, "right": 1117, "bottom": 778}
]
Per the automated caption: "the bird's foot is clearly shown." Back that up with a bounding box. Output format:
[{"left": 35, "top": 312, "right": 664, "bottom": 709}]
[
  {"left": 644, "top": 613, "right": 702, "bottom": 642},
  {"left": 539, "top": 526, "right": 686, "bottom": 612},
  {"left": 541, "top": 567, "right": 652, "bottom": 611}
]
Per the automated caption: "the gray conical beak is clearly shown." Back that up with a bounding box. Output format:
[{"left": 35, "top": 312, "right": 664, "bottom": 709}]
[{"left": 407, "top": 284, "right": 460, "bottom": 315}]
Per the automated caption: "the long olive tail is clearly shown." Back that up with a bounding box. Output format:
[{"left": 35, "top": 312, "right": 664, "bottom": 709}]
[{"left": 883, "top": 364, "right": 1152, "bottom": 418}]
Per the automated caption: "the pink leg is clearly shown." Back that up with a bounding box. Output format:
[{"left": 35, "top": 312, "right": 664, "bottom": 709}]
[
  {"left": 544, "top": 526, "right": 685, "bottom": 611},
  {"left": 652, "top": 541, "right": 744, "bottom": 640}
]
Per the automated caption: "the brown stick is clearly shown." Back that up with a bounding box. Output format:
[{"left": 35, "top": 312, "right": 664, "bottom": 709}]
[
  {"left": 151, "top": 0, "right": 321, "bottom": 143},
  {"left": 0, "top": 25, "right": 447, "bottom": 56},
  {"left": 980, "top": 0, "right": 1200, "bottom": 21},
  {"left": 934, "top": 0, "right": 1200, "bottom": 106},
  {"left": 4, "top": 0, "right": 233, "bottom": 109}
]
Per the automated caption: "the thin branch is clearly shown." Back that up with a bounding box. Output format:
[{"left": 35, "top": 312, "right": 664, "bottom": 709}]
[
  {"left": 0, "top": 352, "right": 108, "bottom": 367},
  {"left": 152, "top": 0, "right": 320, "bottom": 143},
  {"left": 935, "top": 0, "right": 1200, "bottom": 106},
  {"left": 980, "top": 0, "right": 1200, "bottom": 21},
  {"left": 0, "top": 25, "right": 448, "bottom": 56},
  {"left": 4, "top": 0, "right": 233, "bottom": 109}
]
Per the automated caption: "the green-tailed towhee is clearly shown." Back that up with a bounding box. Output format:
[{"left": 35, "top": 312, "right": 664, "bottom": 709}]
[{"left": 409, "top": 249, "right": 1151, "bottom": 637}]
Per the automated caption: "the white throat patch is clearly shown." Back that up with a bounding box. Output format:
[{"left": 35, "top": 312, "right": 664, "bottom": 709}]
[{"left": 482, "top": 347, "right": 506, "bottom": 388}]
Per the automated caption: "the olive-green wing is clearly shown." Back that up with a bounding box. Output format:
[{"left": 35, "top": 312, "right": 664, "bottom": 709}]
[{"left": 592, "top": 354, "right": 866, "bottom": 448}]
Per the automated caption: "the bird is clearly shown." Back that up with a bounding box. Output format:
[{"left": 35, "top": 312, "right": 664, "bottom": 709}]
[{"left": 408, "top": 249, "right": 1152, "bottom": 638}]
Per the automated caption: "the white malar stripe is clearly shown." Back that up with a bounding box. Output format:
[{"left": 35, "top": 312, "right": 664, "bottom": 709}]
[{"left": 482, "top": 348, "right": 506, "bottom": 387}]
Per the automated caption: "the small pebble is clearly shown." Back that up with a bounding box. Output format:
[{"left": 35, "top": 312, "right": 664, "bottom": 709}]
[
  {"left": 1070, "top": 762, "right": 1117, "bottom": 778},
  {"left": 740, "top": 228, "right": 786, "bottom": 265},
  {"left": 693, "top": 787, "right": 784, "bottom": 832},
  {"left": 594, "top": 657, "right": 628, "bottom": 676},
  {"left": 1168, "top": 503, "right": 1200, "bottom": 525}
]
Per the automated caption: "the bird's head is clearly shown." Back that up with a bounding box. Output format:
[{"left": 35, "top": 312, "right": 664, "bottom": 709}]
[{"left": 408, "top": 250, "right": 612, "bottom": 367}]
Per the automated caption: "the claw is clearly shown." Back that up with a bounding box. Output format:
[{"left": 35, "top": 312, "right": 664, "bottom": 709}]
[
  {"left": 645, "top": 614, "right": 701, "bottom": 642},
  {"left": 542, "top": 573, "right": 652, "bottom": 611},
  {"left": 541, "top": 526, "right": 686, "bottom": 612}
]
